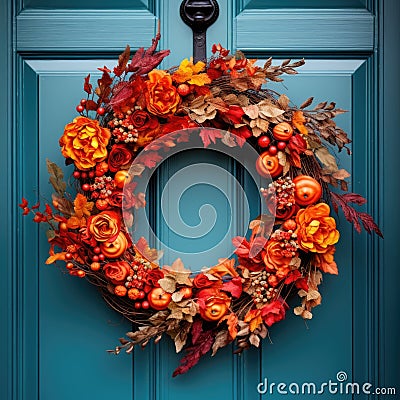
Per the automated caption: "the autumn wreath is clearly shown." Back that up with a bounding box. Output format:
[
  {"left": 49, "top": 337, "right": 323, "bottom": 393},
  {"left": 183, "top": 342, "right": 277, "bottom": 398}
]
[{"left": 20, "top": 32, "right": 382, "bottom": 376}]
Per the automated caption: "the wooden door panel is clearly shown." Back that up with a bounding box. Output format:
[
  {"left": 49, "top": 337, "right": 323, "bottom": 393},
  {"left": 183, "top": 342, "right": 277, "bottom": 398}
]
[
  {"left": 11, "top": 0, "right": 382, "bottom": 399},
  {"left": 20, "top": 59, "right": 133, "bottom": 400}
]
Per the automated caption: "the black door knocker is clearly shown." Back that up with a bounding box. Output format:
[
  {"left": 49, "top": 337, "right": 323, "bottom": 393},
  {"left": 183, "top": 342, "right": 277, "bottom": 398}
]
[{"left": 180, "top": 0, "right": 220, "bottom": 62}]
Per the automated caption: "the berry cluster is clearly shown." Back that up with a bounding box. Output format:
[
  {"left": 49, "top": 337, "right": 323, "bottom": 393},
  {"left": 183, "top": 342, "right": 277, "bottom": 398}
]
[
  {"left": 250, "top": 270, "right": 279, "bottom": 304},
  {"left": 108, "top": 110, "right": 139, "bottom": 143}
]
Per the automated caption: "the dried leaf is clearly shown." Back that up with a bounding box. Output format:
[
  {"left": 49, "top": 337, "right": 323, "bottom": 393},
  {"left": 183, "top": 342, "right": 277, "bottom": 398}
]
[
  {"left": 114, "top": 45, "right": 130, "bottom": 77},
  {"left": 46, "top": 159, "right": 66, "bottom": 196},
  {"left": 300, "top": 97, "right": 314, "bottom": 109},
  {"left": 278, "top": 94, "right": 290, "bottom": 110},
  {"left": 315, "top": 146, "right": 338, "bottom": 172},
  {"left": 211, "top": 330, "right": 230, "bottom": 356}
]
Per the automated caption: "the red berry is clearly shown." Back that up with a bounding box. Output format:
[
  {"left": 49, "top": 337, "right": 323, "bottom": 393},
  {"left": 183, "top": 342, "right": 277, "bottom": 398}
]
[
  {"left": 65, "top": 253, "right": 73, "bottom": 260},
  {"left": 93, "top": 246, "right": 101, "bottom": 254},
  {"left": 98, "top": 254, "right": 105, "bottom": 261},
  {"left": 177, "top": 84, "right": 190, "bottom": 96},
  {"left": 92, "top": 255, "right": 99, "bottom": 262},
  {"left": 82, "top": 183, "right": 90, "bottom": 191},
  {"left": 257, "top": 136, "right": 271, "bottom": 148},
  {"left": 277, "top": 141, "right": 287, "bottom": 150},
  {"left": 138, "top": 291, "right": 145, "bottom": 300},
  {"left": 134, "top": 302, "right": 142, "bottom": 310},
  {"left": 80, "top": 172, "right": 88, "bottom": 179},
  {"left": 141, "top": 301, "right": 150, "bottom": 310},
  {"left": 80, "top": 99, "right": 87, "bottom": 106},
  {"left": 66, "top": 262, "right": 74, "bottom": 270},
  {"left": 88, "top": 171, "right": 95, "bottom": 179},
  {"left": 268, "top": 145, "right": 278, "bottom": 156},
  {"left": 76, "top": 105, "right": 84, "bottom": 113},
  {"left": 97, "top": 107, "right": 105, "bottom": 116},
  {"left": 73, "top": 171, "right": 81, "bottom": 179}
]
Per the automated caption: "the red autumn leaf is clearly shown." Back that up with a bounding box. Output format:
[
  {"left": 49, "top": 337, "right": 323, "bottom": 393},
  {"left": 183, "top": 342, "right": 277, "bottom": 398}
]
[
  {"left": 85, "top": 99, "right": 98, "bottom": 111},
  {"left": 31, "top": 202, "right": 40, "bottom": 210},
  {"left": 114, "top": 45, "right": 130, "bottom": 77},
  {"left": 287, "top": 134, "right": 307, "bottom": 168},
  {"left": 127, "top": 28, "right": 170, "bottom": 76},
  {"left": 96, "top": 69, "right": 113, "bottom": 105},
  {"left": 191, "top": 320, "right": 203, "bottom": 345},
  {"left": 83, "top": 74, "right": 92, "bottom": 94},
  {"left": 19, "top": 197, "right": 28, "bottom": 209},
  {"left": 223, "top": 105, "right": 245, "bottom": 124},
  {"left": 221, "top": 277, "right": 242, "bottom": 298},
  {"left": 199, "top": 128, "right": 223, "bottom": 148},
  {"left": 284, "top": 269, "right": 302, "bottom": 285},
  {"left": 330, "top": 192, "right": 383, "bottom": 237},
  {"left": 173, "top": 328, "right": 214, "bottom": 377},
  {"left": 137, "top": 151, "right": 163, "bottom": 168},
  {"left": 230, "top": 126, "right": 251, "bottom": 147},
  {"left": 44, "top": 204, "right": 53, "bottom": 217}
]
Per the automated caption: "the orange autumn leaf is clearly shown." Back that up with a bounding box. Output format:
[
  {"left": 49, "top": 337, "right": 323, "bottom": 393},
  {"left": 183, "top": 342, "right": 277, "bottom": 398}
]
[
  {"left": 244, "top": 309, "right": 263, "bottom": 332},
  {"left": 220, "top": 313, "right": 238, "bottom": 339},
  {"left": 66, "top": 215, "right": 86, "bottom": 229},
  {"left": 314, "top": 245, "right": 338, "bottom": 275},
  {"left": 73, "top": 193, "right": 94, "bottom": 219},
  {"left": 209, "top": 258, "right": 238, "bottom": 278},
  {"left": 292, "top": 110, "right": 308, "bottom": 135},
  {"left": 46, "top": 244, "right": 67, "bottom": 264},
  {"left": 172, "top": 58, "right": 211, "bottom": 86}
]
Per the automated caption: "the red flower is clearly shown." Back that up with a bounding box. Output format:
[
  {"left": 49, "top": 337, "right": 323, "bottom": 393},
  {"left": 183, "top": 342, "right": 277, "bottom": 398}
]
[
  {"left": 193, "top": 273, "right": 217, "bottom": 289},
  {"left": 146, "top": 269, "right": 164, "bottom": 287},
  {"left": 261, "top": 299, "right": 288, "bottom": 327},
  {"left": 103, "top": 261, "right": 131, "bottom": 284},
  {"left": 108, "top": 144, "right": 132, "bottom": 172},
  {"left": 129, "top": 110, "right": 159, "bottom": 132}
]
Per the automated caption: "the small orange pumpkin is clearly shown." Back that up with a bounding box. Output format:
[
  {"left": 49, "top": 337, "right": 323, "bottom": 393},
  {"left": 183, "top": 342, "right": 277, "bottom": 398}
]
[
  {"left": 100, "top": 232, "right": 129, "bottom": 258},
  {"left": 256, "top": 152, "right": 283, "bottom": 178},
  {"left": 272, "top": 122, "right": 293, "bottom": 141},
  {"left": 293, "top": 175, "right": 322, "bottom": 206}
]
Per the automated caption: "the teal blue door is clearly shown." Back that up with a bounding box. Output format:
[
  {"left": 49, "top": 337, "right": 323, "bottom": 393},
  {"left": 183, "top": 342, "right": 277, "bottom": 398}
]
[{"left": 3, "top": 0, "right": 399, "bottom": 399}]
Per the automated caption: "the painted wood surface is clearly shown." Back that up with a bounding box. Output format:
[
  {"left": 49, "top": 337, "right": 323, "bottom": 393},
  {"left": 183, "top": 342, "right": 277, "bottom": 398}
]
[{"left": 2, "top": 1, "right": 399, "bottom": 399}]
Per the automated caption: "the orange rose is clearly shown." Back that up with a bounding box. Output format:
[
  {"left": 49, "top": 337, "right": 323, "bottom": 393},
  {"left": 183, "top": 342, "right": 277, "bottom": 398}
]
[
  {"left": 59, "top": 116, "right": 111, "bottom": 170},
  {"left": 263, "top": 239, "right": 292, "bottom": 279},
  {"left": 198, "top": 288, "right": 231, "bottom": 321},
  {"left": 87, "top": 211, "right": 120, "bottom": 242},
  {"left": 296, "top": 203, "right": 339, "bottom": 253},
  {"left": 146, "top": 70, "right": 180, "bottom": 116},
  {"left": 104, "top": 261, "right": 130, "bottom": 284}
]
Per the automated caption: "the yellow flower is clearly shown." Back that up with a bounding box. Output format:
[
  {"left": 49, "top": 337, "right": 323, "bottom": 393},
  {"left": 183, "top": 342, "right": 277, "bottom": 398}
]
[
  {"left": 172, "top": 58, "right": 211, "bottom": 86},
  {"left": 296, "top": 203, "right": 340, "bottom": 253}
]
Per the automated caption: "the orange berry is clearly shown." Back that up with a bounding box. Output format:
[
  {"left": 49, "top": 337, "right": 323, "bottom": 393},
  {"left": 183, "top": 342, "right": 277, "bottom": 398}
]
[
  {"left": 115, "top": 285, "right": 127, "bottom": 297},
  {"left": 66, "top": 262, "right": 74, "bottom": 270},
  {"left": 128, "top": 288, "right": 140, "bottom": 300},
  {"left": 90, "top": 262, "right": 101, "bottom": 271},
  {"left": 77, "top": 270, "right": 86, "bottom": 278}
]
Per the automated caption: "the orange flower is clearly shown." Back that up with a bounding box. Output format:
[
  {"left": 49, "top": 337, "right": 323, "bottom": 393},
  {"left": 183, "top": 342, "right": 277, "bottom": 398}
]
[
  {"left": 59, "top": 116, "right": 111, "bottom": 170},
  {"left": 87, "top": 210, "right": 121, "bottom": 242},
  {"left": 263, "top": 239, "right": 292, "bottom": 279},
  {"left": 198, "top": 288, "right": 231, "bottom": 322},
  {"left": 314, "top": 245, "right": 338, "bottom": 274},
  {"left": 296, "top": 203, "right": 339, "bottom": 253},
  {"left": 104, "top": 261, "right": 130, "bottom": 284},
  {"left": 146, "top": 70, "right": 180, "bottom": 116}
]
